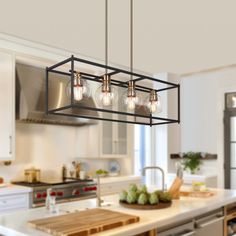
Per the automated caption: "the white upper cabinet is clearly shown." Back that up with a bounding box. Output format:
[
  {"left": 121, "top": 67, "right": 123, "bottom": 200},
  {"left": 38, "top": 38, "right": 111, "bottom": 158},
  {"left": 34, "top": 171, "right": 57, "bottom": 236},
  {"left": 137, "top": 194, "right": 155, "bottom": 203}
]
[
  {"left": 99, "top": 87, "right": 134, "bottom": 158},
  {"left": 100, "top": 121, "right": 133, "bottom": 158},
  {"left": 0, "top": 51, "right": 15, "bottom": 160}
]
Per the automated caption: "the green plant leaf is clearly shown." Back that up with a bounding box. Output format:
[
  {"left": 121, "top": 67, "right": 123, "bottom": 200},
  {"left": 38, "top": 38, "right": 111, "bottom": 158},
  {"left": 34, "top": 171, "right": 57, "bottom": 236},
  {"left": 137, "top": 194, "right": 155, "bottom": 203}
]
[{"left": 182, "top": 152, "right": 202, "bottom": 174}]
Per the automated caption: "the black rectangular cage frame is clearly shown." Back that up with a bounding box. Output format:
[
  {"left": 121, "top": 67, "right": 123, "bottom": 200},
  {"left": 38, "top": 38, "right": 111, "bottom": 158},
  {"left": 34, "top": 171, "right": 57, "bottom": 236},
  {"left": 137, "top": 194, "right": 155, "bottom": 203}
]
[{"left": 46, "top": 55, "right": 180, "bottom": 126}]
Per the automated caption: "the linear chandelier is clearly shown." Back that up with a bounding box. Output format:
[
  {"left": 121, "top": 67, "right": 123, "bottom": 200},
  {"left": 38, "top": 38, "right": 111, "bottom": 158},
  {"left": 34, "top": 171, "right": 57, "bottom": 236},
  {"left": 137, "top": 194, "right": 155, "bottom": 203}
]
[{"left": 45, "top": 0, "right": 180, "bottom": 126}]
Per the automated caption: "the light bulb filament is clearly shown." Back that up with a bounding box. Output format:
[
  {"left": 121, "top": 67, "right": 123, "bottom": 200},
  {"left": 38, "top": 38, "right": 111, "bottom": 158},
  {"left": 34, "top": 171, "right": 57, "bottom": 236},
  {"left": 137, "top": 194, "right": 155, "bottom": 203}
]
[
  {"left": 126, "top": 96, "right": 138, "bottom": 111},
  {"left": 101, "top": 92, "right": 113, "bottom": 106},
  {"left": 74, "top": 85, "right": 83, "bottom": 101}
]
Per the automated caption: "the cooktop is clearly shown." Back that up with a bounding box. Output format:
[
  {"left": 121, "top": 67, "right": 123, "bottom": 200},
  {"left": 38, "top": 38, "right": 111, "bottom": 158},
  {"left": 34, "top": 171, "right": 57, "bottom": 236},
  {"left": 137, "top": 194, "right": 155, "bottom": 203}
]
[
  {"left": 11, "top": 181, "right": 51, "bottom": 187},
  {"left": 12, "top": 178, "right": 94, "bottom": 187}
]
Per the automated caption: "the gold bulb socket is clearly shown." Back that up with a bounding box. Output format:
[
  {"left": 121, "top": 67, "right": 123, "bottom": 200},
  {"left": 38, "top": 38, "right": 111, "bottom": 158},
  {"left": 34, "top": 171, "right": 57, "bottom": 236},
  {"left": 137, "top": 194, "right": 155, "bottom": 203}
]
[
  {"left": 102, "top": 74, "right": 111, "bottom": 93},
  {"left": 149, "top": 90, "right": 158, "bottom": 102},
  {"left": 74, "top": 72, "right": 83, "bottom": 86},
  {"left": 127, "top": 80, "right": 136, "bottom": 97}
]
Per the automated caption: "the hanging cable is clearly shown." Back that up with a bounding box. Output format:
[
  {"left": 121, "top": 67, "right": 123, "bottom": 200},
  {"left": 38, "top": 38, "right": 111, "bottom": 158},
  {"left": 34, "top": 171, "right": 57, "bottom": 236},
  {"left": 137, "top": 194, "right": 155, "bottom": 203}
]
[
  {"left": 130, "top": 0, "right": 133, "bottom": 79},
  {"left": 94, "top": 0, "right": 117, "bottom": 107},
  {"left": 123, "top": 0, "right": 140, "bottom": 111},
  {"left": 105, "top": 0, "right": 108, "bottom": 74}
]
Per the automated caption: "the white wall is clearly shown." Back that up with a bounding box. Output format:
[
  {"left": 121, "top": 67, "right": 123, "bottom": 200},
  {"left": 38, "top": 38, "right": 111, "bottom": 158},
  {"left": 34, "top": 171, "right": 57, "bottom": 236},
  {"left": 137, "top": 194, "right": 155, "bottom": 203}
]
[
  {"left": 0, "top": 123, "right": 132, "bottom": 183},
  {"left": 167, "top": 74, "right": 181, "bottom": 174},
  {"left": 0, "top": 1, "right": 236, "bottom": 74},
  {"left": 178, "top": 66, "right": 236, "bottom": 187}
]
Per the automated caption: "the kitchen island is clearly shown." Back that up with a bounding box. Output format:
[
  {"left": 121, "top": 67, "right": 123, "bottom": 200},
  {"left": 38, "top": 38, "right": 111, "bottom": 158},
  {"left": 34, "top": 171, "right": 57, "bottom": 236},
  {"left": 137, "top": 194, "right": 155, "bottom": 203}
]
[{"left": 0, "top": 188, "right": 236, "bottom": 236}]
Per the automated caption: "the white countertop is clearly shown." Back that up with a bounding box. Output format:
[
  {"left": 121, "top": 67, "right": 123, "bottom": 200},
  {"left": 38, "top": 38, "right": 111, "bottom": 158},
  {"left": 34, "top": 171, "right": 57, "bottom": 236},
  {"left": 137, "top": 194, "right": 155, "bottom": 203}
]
[
  {"left": 0, "top": 184, "right": 32, "bottom": 196},
  {"left": 0, "top": 188, "right": 236, "bottom": 236}
]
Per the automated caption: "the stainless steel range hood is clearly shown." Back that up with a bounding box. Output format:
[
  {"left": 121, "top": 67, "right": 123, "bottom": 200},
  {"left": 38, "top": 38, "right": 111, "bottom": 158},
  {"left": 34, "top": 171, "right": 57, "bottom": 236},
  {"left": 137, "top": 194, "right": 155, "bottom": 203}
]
[{"left": 16, "top": 63, "right": 98, "bottom": 126}]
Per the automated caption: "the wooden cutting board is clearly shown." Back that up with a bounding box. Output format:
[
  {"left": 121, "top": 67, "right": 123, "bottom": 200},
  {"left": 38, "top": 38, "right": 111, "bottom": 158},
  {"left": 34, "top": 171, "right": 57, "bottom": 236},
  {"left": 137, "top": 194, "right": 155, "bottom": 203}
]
[
  {"left": 180, "top": 190, "right": 216, "bottom": 198},
  {"left": 28, "top": 208, "right": 140, "bottom": 236}
]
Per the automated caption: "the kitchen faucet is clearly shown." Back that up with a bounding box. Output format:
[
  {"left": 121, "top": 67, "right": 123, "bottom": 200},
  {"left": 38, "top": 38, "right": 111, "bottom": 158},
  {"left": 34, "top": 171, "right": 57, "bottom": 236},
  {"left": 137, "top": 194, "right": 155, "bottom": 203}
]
[
  {"left": 96, "top": 175, "right": 104, "bottom": 207},
  {"left": 142, "top": 166, "right": 165, "bottom": 191}
]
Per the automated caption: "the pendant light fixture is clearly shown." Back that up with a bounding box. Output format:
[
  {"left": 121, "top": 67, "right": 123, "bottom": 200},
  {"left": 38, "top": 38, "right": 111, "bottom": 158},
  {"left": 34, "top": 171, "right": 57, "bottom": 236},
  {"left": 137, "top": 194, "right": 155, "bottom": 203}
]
[
  {"left": 95, "top": 0, "right": 117, "bottom": 108},
  {"left": 46, "top": 2, "right": 180, "bottom": 126},
  {"left": 146, "top": 90, "right": 162, "bottom": 114},
  {"left": 95, "top": 73, "right": 117, "bottom": 107},
  {"left": 123, "top": 80, "right": 140, "bottom": 111},
  {"left": 67, "top": 72, "right": 91, "bottom": 101},
  {"left": 122, "top": 0, "right": 141, "bottom": 112}
]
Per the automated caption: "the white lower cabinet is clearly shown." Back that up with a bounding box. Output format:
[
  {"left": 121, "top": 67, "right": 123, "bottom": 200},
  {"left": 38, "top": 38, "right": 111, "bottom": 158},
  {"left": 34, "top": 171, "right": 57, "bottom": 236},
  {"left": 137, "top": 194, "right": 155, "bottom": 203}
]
[{"left": 0, "top": 193, "right": 30, "bottom": 213}]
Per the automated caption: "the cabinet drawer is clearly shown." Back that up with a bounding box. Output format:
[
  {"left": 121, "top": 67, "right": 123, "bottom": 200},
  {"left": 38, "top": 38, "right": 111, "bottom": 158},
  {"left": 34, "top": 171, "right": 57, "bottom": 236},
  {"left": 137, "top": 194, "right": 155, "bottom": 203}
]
[{"left": 0, "top": 193, "right": 29, "bottom": 211}]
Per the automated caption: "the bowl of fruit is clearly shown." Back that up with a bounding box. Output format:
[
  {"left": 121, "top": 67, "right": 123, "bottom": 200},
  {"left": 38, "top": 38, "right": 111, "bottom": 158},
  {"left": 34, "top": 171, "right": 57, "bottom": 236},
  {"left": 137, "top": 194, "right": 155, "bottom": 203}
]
[
  {"left": 119, "top": 184, "right": 172, "bottom": 210},
  {"left": 95, "top": 169, "right": 109, "bottom": 177}
]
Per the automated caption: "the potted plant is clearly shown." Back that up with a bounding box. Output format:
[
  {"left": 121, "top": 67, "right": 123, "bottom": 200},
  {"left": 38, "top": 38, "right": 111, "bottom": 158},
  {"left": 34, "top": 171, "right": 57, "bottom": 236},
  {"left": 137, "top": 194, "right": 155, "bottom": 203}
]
[{"left": 181, "top": 152, "right": 202, "bottom": 174}]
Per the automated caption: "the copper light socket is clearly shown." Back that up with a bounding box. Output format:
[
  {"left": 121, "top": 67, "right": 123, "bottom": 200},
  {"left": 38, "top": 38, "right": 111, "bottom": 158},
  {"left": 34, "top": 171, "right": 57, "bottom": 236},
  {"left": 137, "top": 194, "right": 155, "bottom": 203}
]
[
  {"left": 127, "top": 80, "right": 136, "bottom": 97},
  {"left": 149, "top": 90, "right": 158, "bottom": 102},
  {"left": 74, "top": 72, "right": 83, "bottom": 86},
  {"left": 102, "top": 74, "right": 111, "bottom": 93}
]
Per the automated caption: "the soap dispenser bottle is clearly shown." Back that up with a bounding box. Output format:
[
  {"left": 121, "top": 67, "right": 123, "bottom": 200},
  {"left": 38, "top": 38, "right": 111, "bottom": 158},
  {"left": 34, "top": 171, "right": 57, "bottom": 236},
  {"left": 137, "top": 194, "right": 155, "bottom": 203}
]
[{"left": 45, "top": 188, "right": 52, "bottom": 210}]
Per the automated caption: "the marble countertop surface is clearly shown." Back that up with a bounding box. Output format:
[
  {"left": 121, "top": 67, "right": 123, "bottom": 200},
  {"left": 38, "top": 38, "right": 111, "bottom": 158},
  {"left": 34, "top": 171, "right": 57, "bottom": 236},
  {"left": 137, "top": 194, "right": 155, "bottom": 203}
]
[{"left": 0, "top": 184, "right": 32, "bottom": 196}]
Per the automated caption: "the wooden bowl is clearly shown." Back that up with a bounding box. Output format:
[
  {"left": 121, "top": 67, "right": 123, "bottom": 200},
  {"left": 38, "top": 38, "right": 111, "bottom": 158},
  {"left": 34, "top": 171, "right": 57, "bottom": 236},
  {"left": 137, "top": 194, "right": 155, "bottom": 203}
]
[{"left": 119, "top": 201, "right": 172, "bottom": 210}]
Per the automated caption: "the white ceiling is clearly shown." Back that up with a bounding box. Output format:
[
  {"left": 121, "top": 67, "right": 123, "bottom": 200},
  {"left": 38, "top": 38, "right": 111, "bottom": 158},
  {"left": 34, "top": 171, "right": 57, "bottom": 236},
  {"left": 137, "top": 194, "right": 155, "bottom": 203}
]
[{"left": 0, "top": 0, "right": 236, "bottom": 74}]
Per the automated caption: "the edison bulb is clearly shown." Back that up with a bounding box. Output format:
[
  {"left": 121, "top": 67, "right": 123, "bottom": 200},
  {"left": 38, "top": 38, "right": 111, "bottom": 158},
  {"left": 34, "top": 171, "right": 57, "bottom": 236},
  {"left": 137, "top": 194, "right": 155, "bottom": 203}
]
[
  {"left": 95, "top": 74, "right": 118, "bottom": 107},
  {"left": 95, "top": 86, "right": 117, "bottom": 107},
  {"left": 145, "top": 90, "right": 162, "bottom": 114},
  {"left": 100, "top": 92, "right": 113, "bottom": 106},
  {"left": 74, "top": 85, "right": 83, "bottom": 101},
  {"left": 148, "top": 100, "right": 161, "bottom": 114},
  {"left": 146, "top": 96, "right": 162, "bottom": 114},
  {"left": 66, "top": 74, "right": 91, "bottom": 102},
  {"left": 124, "top": 96, "right": 139, "bottom": 111},
  {"left": 122, "top": 80, "right": 142, "bottom": 111}
]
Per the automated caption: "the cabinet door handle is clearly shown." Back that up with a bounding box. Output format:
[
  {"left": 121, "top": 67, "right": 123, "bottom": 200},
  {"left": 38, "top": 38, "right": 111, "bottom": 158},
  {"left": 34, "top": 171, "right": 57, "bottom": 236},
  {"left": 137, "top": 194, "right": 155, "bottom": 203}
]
[
  {"left": 172, "top": 230, "right": 196, "bottom": 236},
  {"left": 181, "top": 230, "right": 196, "bottom": 236},
  {"left": 9, "top": 135, "right": 12, "bottom": 154}
]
